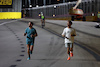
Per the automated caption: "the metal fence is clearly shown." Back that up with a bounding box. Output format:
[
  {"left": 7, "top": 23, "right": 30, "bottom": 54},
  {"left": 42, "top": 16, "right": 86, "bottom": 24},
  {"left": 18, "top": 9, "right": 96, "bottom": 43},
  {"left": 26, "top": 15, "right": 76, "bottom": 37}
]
[{"left": 25, "top": 0, "right": 99, "bottom": 19}]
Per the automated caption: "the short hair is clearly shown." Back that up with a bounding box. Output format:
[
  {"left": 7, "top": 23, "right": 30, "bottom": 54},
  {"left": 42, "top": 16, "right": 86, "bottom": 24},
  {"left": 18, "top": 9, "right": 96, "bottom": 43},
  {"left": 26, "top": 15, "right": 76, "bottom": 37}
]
[
  {"left": 29, "top": 22, "right": 34, "bottom": 25},
  {"left": 68, "top": 20, "right": 72, "bottom": 25}
]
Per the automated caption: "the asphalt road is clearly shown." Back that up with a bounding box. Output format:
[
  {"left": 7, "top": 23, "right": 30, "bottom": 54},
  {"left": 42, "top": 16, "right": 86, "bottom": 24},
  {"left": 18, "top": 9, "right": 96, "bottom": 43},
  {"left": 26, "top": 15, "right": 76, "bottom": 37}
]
[{"left": 0, "top": 20, "right": 100, "bottom": 67}]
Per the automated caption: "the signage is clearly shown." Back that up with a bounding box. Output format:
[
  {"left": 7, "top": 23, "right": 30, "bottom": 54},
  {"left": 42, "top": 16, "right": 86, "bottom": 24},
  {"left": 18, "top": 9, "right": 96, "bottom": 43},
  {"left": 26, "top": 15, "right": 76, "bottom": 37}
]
[{"left": 0, "top": 0, "right": 12, "bottom": 8}]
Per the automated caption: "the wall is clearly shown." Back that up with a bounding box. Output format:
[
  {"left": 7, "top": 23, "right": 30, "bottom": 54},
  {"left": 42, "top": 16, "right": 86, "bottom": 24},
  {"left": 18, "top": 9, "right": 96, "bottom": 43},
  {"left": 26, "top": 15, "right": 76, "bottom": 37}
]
[{"left": 0, "top": 0, "right": 22, "bottom": 19}]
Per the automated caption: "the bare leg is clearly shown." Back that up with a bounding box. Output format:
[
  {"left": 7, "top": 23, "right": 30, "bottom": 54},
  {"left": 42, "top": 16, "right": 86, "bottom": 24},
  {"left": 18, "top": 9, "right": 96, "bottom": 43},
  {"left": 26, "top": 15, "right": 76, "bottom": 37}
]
[
  {"left": 67, "top": 47, "right": 70, "bottom": 60},
  {"left": 67, "top": 47, "right": 70, "bottom": 57},
  {"left": 27, "top": 45, "right": 30, "bottom": 58},
  {"left": 70, "top": 44, "right": 73, "bottom": 52},
  {"left": 30, "top": 45, "right": 34, "bottom": 54},
  {"left": 41, "top": 19, "right": 43, "bottom": 26},
  {"left": 70, "top": 44, "right": 73, "bottom": 57},
  {"left": 44, "top": 20, "right": 45, "bottom": 26}
]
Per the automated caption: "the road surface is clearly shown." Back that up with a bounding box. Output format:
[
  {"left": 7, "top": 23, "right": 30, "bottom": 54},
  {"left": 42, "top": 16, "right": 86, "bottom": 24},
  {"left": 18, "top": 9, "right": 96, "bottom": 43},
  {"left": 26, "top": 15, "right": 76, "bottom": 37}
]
[{"left": 0, "top": 19, "right": 100, "bottom": 67}]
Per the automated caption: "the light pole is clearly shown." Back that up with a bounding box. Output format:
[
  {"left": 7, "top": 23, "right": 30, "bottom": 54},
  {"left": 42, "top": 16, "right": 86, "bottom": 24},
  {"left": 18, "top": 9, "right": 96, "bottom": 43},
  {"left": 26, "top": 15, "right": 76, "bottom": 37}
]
[
  {"left": 43, "top": 0, "right": 46, "bottom": 6},
  {"left": 53, "top": 5, "right": 57, "bottom": 17},
  {"left": 25, "top": 0, "right": 28, "bottom": 7},
  {"left": 63, "top": 0, "right": 65, "bottom": 3},
  {"left": 49, "top": 0, "right": 51, "bottom": 5},
  {"left": 28, "top": 0, "right": 31, "bottom": 6},
  {"left": 36, "top": 0, "right": 38, "bottom": 5},
  {"left": 36, "top": 0, "right": 38, "bottom": 7}
]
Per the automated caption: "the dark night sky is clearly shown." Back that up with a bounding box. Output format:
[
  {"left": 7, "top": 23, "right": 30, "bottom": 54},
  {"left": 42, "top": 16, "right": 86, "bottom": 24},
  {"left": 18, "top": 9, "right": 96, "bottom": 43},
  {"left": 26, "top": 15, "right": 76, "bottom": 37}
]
[{"left": 22, "top": 0, "right": 77, "bottom": 8}]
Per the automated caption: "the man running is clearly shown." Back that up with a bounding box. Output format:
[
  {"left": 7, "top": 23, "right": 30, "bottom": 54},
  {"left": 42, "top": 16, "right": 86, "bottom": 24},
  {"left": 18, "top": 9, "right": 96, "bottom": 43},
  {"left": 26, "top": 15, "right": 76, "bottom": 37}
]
[
  {"left": 41, "top": 14, "right": 45, "bottom": 28},
  {"left": 62, "top": 21, "right": 76, "bottom": 60},
  {"left": 24, "top": 22, "right": 38, "bottom": 60}
]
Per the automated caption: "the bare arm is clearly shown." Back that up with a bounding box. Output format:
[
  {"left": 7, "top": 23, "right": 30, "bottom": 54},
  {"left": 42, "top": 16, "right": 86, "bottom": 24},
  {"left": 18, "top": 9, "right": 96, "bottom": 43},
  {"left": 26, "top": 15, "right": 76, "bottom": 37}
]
[
  {"left": 24, "top": 33, "right": 27, "bottom": 36},
  {"left": 62, "top": 34, "right": 65, "bottom": 37},
  {"left": 71, "top": 34, "right": 76, "bottom": 37},
  {"left": 24, "top": 28, "right": 27, "bottom": 36},
  {"left": 62, "top": 34, "right": 69, "bottom": 39},
  {"left": 31, "top": 33, "right": 38, "bottom": 38},
  {"left": 34, "top": 33, "right": 38, "bottom": 37}
]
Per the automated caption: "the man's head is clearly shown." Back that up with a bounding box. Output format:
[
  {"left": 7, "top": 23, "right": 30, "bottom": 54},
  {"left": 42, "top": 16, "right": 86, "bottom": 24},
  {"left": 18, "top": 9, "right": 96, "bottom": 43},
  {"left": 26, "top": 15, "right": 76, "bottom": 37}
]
[
  {"left": 67, "top": 21, "right": 72, "bottom": 27},
  {"left": 28, "top": 22, "right": 34, "bottom": 27}
]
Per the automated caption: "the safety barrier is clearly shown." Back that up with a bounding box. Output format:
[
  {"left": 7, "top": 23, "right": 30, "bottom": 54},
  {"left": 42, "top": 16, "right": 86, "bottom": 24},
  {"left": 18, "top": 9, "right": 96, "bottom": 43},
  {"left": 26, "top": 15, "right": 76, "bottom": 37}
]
[{"left": 0, "top": 12, "right": 21, "bottom": 19}]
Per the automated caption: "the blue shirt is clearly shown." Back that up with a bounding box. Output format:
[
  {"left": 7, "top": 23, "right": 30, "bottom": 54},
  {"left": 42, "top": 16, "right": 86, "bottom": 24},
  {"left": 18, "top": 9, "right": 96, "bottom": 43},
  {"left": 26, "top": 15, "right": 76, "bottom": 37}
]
[{"left": 25, "top": 27, "right": 37, "bottom": 41}]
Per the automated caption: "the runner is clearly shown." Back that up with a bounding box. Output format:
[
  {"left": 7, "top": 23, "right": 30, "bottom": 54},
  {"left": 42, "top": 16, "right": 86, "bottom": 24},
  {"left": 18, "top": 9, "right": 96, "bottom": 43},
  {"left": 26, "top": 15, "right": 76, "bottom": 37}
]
[
  {"left": 24, "top": 22, "right": 38, "bottom": 60},
  {"left": 62, "top": 21, "right": 76, "bottom": 60},
  {"left": 41, "top": 14, "right": 45, "bottom": 28}
]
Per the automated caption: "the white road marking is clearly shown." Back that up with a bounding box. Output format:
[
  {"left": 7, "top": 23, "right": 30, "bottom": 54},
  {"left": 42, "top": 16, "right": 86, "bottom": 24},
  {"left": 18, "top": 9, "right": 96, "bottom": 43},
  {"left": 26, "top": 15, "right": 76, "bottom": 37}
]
[{"left": 0, "top": 20, "right": 18, "bottom": 26}]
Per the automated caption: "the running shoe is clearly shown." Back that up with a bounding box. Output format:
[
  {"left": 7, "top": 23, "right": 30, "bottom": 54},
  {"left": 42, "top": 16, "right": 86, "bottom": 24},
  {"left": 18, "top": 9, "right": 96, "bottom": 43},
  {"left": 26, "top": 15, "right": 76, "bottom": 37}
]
[
  {"left": 70, "top": 53, "right": 73, "bottom": 57},
  {"left": 67, "top": 57, "right": 70, "bottom": 60},
  {"left": 27, "top": 57, "right": 30, "bottom": 60}
]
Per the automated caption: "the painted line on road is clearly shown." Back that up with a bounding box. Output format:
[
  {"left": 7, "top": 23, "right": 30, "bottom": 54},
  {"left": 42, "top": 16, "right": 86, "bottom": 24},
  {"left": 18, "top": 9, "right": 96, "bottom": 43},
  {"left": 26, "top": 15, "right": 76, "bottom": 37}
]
[
  {"left": 3, "top": 23, "right": 25, "bottom": 67},
  {"left": 0, "top": 20, "right": 18, "bottom": 26},
  {"left": 46, "top": 21, "right": 100, "bottom": 38},
  {"left": 20, "top": 20, "right": 100, "bottom": 61},
  {"left": 35, "top": 24, "right": 100, "bottom": 61}
]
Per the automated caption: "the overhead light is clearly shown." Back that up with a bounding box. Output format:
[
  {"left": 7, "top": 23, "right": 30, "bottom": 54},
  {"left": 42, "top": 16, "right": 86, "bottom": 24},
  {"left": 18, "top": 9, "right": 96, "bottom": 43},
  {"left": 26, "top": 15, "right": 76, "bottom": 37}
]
[
  {"left": 53, "top": 14, "right": 56, "bottom": 17},
  {"left": 92, "top": 13, "right": 94, "bottom": 16},
  {"left": 68, "top": 2, "right": 71, "bottom": 4},
  {"left": 54, "top": 6, "right": 57, "bottom": 8},
  {"left": 38, "top": 14, "right": 41, "bottom": 17},
  {"left": 29, "top": 5, "right": 32, "bottom": 7},
  {"left": 36, "top": 5, "right": 39, "bottom": 7}
]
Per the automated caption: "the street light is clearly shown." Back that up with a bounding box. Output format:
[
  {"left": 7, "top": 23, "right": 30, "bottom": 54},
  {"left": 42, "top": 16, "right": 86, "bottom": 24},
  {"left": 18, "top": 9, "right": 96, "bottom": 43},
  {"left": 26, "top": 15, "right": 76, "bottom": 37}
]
[
  {"left": 29, "top": 5, "right": 32, "bottom": 8},
  {"left": 54, "top": 5, "right": 57, "bottom": 9},
  {"left": 53, "top": 14, "right": 56, "bottom": 17},
  {"left": 68, "top": 2, "right": 71, "bottom": 4},
  {"left": 53, "top": 5, "right": 57, "bottom": 17},
  {"left": 92, "top": 13, "right": 95, "bottom": 16},
  {"left": 36, "top": 5, "right": 39, "bottom": 7}
]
